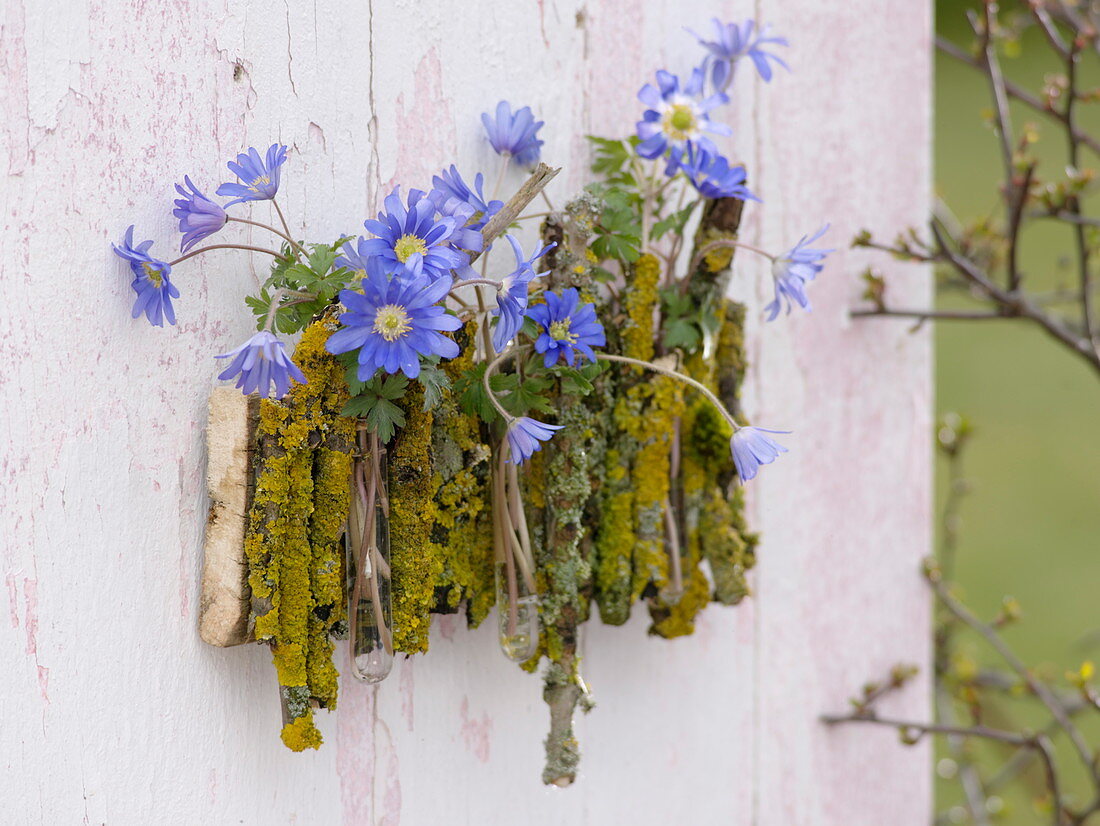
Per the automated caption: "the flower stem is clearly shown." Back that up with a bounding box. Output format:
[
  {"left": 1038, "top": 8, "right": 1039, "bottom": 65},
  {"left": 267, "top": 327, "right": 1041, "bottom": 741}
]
[
  {"left": 452, "top": 278, "right": 503, "bottom": 292},
  {"left": 271, "top": 199, "right": 303, "bottom": 259},
  {"left": 595, "top": 352, "right": 742, "bottom": 432},
  {"left": 687, "top": 238, "right": 774, "bottom": 277},
  {"left": 227, "top": 215, "right": 308, "bottom": 258},
  {"left": 168, "top": 243, "right": 287, "bottom": 267},
  {"left": 481, "top": 346, "right": 519, "bottom": 424},
  {"left": 491, "top": 155, "right": 513, "bottom": 203},
  {"left": 262, "top": 287, "right": 317, "bottom": 331}
]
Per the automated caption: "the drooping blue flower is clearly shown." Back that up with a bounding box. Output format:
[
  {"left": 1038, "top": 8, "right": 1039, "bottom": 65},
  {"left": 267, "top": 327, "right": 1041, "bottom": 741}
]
[
  {"left": 765, "top": 225, "right": 833, "bottom": 321},
  {"left": 429, "top": 165, "right": 503, "bottom": 231},
  {"left": 216, "top": 144, "right": 288, "bottom": 207},
  {"left": 215, "top": 330, "right": 307, "bottom": 399},
  {"left": 173, "top": 176, "right": 228, "bottom": 252},
  {"left": 730, "top": 426, "right": 790, "bottom": 482},
  {"left": 360, "top": 187, "right": 474, "bottom": 281},
  {"left": 334, "top": 237, "right": 373, "bottom": 282},
  {"left": 505, "top": 416, "right": 564, "bottom": 464},
  {"left": 112, "top": 226, "right": 180, "bottom": 327},
  {"left": 691, "top": 19, "right": 789, "bottom": 91},
  {"left": 326, "top": 259, "right": 461, "bottom": 380},
  {"left": 492, "top": 235, "right": 555, "bottom": 352},
  {"left": 526, "top": 287, "right": 606, "bottom": 369},
  {"left": 481, "top": 101, "right": 545, "bottom": 166},
  {"left": 678, "top": 145, "right": 760, "bottom": 202},
  {"left": 635, "top": 68, "right": 731, "bottom": 171}
]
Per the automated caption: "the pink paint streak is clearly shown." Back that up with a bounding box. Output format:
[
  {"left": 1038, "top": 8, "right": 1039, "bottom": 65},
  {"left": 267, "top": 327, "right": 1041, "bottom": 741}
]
[
  {"left": 6, "top": 573, "right": 19, "bottom": 628},
  {"left": 399, "top": 657, "right": 415, "bottom": 732},
  {"left": 386, "top": 48, "right": 456, "bottom": 190},
  {"left": 23, "top": 578, "right": 48, "bottom": 703},
  {"left": 23, "top": 577, "right": 38, "bottom": 655},
  {"left": 459, "top": 696, "right": 492, "bottom": 763},
  {"left": 338, "top": 650, "right": 377, "bottom": 824},
  {"left": 436, "top": 613, "right": 457, "bottom": 641},
  {"left": 375, "top": 718, "right": 402, "bottom": 826}
]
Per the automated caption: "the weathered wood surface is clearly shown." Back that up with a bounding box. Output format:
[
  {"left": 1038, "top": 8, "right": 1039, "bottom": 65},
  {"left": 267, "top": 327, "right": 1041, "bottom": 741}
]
[
  {"left": 199, "top": 387, "right": 257, "bottom": 647},
  {"left": 0, "top": 1, "right": 930, "bottom": 823}
]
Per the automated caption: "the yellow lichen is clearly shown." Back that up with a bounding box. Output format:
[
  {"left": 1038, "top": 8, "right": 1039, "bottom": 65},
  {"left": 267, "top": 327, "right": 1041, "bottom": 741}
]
[
  {"left": 593, "top": 453, "right": 634, "bottom": 625},
  {"left": 621, "top": 253, "right": 659, "bottom": 364},
  {"left": 429, "top": 323, "right": 495, "bottom": 628},
  {"left": 280, "top": 713, "right": 323, "bottom": 752},
  {"left": 243, "top": 314, "right": 356, "bottom": 748},
  {"left": 389, "top": 385, "right": 444, "bottom": 654}
]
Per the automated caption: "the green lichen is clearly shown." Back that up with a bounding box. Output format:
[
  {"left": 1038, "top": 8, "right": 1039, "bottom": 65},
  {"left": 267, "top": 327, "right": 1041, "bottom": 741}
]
[
  {"left": 430, "top": 320, "right": 495, "bottom": 628},
  {"left": 625, "top": 373, "right": 683, "bottom": 602},
  {"left": 243, "top": 315, "right": 356, "bottom": 750},
  {"left": 697, "top": 302, "right": 758, "bottom": 603},
  {"left": 389, "top": 385, "right": 444, "bottom": 654},
  {"left": 592, "top": 253, "right": 662, "bottom": 625}
]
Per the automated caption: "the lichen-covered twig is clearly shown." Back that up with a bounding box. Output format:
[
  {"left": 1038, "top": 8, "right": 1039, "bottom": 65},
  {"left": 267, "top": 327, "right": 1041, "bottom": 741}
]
[{"left": 243, "top": 315, "right": 357, "bottom": 751}]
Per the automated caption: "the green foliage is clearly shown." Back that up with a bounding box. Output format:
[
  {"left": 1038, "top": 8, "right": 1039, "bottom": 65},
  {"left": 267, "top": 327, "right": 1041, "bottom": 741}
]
[
  {"left": 246, "top": 239, "right": 352, "bottom": 334},
  {"left": 340, "top": 372, "right": 408, "bottom": 442},
  {"left": 587, "top": 183, "right": 642, "bottom": 263},
  {"left": 659, "top": 286, "right": 719, "bottom": 354},
  {"left": 651, "top": 204, "right": 697, "bottom": 241},
  {"left": 587, "top": 135, "right": 639, "bottom": 188},
  {"left": 454, "top": 363, "right": 513, "bottom": 422},
  {"left": 416, "top": 359, "right": 451, "bottom": 412}
]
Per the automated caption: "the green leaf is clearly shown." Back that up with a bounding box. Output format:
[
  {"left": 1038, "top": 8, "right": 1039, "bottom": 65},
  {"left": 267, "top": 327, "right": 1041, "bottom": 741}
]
[
  {"left": 501, "top": 372, "right": 555, "bottom": 415},
  {"left": 454, "top": 363, "right": 513, "bottom": 422},
  {"left": 340, "top": 372, "right": 411, "bottom": 442},
  {"left": 417, "top": 362, "right": 451, "bottom": 411},
  {"left": 663, "top": 318, "right": 701, "bottom": 351},
  {"left": 365, "top": 398, "right": 405, "bottom": 443},
  {"left": 555, "top": 365, "right": 596, "bottom": 396},
  {"left": 651, "top": 204, "right": 698, "bottom": 242},
  {"left": 375, "top": 373, "right": 410, "bottom": 400}
]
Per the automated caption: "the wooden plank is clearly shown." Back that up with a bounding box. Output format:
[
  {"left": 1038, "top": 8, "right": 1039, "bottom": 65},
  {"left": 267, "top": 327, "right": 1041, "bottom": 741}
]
[
  {"left": 198, "top": 387, "right": 258, "bottom": 647},
  {"left": 0, "top": 0, "right": 931, "bottom": 821}
]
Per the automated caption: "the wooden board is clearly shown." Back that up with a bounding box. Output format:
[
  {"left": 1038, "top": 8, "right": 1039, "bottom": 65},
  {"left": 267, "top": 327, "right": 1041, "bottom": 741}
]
[{"left": 0, "top": 0, "right": 931, "bottom": 822}]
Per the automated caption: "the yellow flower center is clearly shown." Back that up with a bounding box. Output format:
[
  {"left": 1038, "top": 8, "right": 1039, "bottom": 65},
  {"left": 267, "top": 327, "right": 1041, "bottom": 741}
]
[
  {"left": 549, "top": 319, "right": 577, "bottom": 344},
  {"left": 373, "top": 304, "right": 413, "bottom": 342},
  {"left": 248, "top": 174, "right": 271, "bottom": 194},
  {"left": 662, "top": 103, "right": 698, "bottom": 141},
  {"left": 141, "top": 262, "right": 164, "bottom": 288},
  {"left": 394, "top": 233, "right": 428, "bottom": 263}
]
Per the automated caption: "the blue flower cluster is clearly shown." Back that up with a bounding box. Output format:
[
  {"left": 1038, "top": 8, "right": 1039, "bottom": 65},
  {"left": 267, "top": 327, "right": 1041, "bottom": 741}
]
[{"left": 113, "top": 143, "right": 304, "bottom": 397}]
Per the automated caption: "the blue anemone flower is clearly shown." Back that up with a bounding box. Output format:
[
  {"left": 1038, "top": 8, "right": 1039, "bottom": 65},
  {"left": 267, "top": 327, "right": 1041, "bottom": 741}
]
[
  {"left": 527, "top": 287, "right": 606, "bottom": 368},
  {"left": 215, "top": 330, "right": 307, "bottom": 399},
  {"left": 492, "top": 235, "right": 555, "bottom": 352},
  {"left": 730, "top": 426, "right": 790, "bottom": 482},
  {"left": 216, "top": 144, "right": 288, "bottom": 207},
  {"left": 691, "top": 19, "right": 789, "bottom": 90},
  {"left": 360, "top": 187, "right": 474, "bottom": 281},
  {"left": 326, "top": 259, "right": 461, "bottom": 380},
  {"left": 679, "top": 145, "right": 760, "bottom": 202},
  {"left": 173, "top": 176, "right": 227, "bottom": 252},
  {"left": 112, "top": 226, "right": 180, "bottom": 327},
  {"left": 334, "top": 237, "right": 373, "bottom": 282},
  {"left": 430, "top": 165, "right": 503, "bottom": 231},
  {"left": 765, "top": 225, "right": 833, "bottom": 321},
  {"left": 636, "top": 68, "right": 731, "bottom": 171},
  {"left": 481, "top": 101, "right": 545, "bottom": 166},
  {"left": 506, "top": 416, "right": 564, "bottom": 464}
]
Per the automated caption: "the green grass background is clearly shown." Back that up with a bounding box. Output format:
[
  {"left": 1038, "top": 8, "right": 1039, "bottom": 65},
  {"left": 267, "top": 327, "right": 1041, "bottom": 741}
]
[{"left": 933, "top": 1, "right": 1100, "bottom": 819}]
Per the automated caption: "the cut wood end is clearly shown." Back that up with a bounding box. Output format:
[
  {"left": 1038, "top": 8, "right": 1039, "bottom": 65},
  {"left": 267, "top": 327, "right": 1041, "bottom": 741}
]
[{"left": 198, "top": 388, "right": 259, "bottom": 647}]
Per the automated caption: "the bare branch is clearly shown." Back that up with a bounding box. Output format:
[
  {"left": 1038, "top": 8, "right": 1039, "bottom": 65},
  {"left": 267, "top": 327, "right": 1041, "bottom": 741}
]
[{"left": 926, "top": 568, "right": 1095, "bottom": 778}]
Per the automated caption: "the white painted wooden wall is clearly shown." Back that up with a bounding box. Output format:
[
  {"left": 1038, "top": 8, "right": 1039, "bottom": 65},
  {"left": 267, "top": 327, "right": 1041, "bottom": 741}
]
[{"left": 0, "top": 1, "right": 932, "bottom": 823}]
